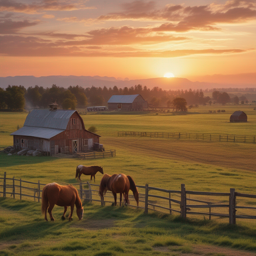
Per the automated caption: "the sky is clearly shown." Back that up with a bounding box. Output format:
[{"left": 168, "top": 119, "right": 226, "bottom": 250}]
[{"left": 0, "top": 0, "right": 256, "bottom": 80}]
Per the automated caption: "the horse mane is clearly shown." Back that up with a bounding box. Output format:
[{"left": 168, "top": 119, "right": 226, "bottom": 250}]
[
  {"left": 127, "top": 175, "right": 138, "bottom": 195},
  {"left": 99, "top": 174, "right": 111, "bottom": 196}
]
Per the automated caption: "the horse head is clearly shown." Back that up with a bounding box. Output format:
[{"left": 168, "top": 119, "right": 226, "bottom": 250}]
[
  {"left": 99, "top": 166, "right": 104, "bottom": 174},
  {"left": 77, "top": 207, "right": 84, "bottom": 220}
]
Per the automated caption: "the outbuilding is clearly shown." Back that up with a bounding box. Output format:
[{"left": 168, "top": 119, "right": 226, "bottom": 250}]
[
  {"left": 230, "top": 111, "right": 247, "bottom": 122},
  {"left": 11, "top": 105, "right": 100, "bottom": 155},
  {"left": 108, "top": 94, "right": 148, "bottom": 111}
]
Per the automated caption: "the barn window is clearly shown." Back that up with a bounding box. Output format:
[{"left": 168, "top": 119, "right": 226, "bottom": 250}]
[
  {"left": 83, "top": 139, "right": 88, "bottom": 146},
  {"left": 72, "top": 118, "right": 76, "bottom": 125}
]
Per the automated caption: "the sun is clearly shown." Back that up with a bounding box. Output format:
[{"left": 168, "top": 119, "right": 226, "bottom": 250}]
[{"left": 164, "top": 72, "right": 175, "bottom": 78}]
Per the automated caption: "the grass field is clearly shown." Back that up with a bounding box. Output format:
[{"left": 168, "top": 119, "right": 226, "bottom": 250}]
[{"left": 1, "top": 104, "right": 256, "bottom": 255}]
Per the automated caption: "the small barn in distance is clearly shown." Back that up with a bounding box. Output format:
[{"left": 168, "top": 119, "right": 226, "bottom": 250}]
[
  {"left": 108, "top": 94, "right": 148, "bottom": 111},
  {"left": 230, "top": 111, "right": 247, "bottom": 122},
  {"left": 11, "top": 105, "right": 100, "bottom": 155}
]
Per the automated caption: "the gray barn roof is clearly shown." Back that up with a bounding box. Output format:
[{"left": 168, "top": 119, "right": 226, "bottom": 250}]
[
  {"left": 11, "top": 127, "right": 64, "bottom": 139},
  {"left": 11, "top": 109, "right": 76, "bottom": 139},
  {"left": 108, "top": 94, "right": 140, "bottom": 104}
]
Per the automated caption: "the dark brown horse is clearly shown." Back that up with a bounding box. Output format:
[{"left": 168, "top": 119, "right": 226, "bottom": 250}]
[
  {"left": 99, "top": 173, "right": 139, "bottom": 206},
  {"left": 41, "top": 183, "right": 84, "bottom": 221},
  {"left": 76, "top": 165, "right": 103, "bottom": 182}
]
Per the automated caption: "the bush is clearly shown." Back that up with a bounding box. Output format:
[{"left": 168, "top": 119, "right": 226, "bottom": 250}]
[{"left": 88, "top": 126, "right": 97, "bottom": 133}]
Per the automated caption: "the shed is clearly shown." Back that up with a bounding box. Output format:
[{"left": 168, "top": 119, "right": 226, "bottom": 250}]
[
  {"left": 11, "top": 108, "right": 100, "bottom": 155},
  {"left": 108, "top": 94, "right": 148, "bottom": 111},
  {"left": 230, "top": 111, "right": 247, "bottom": 122}
]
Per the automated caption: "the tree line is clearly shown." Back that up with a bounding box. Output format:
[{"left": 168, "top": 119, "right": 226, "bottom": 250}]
[{"left": 0, "top": 84, "right": 247, "bottom": 111}]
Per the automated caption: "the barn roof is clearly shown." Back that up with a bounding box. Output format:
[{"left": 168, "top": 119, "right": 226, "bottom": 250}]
[
  {"left": 11, "top": 127, "right": 64, "bottom": 139},
  {"left": 23, "top": 109, "right": 76, "bottom": 129},
  {"left": 108, "top": 94, "right": 140, "bottom": 104},
  {"left": 231, "top": 111, "right": 246, "bottom": 116},
  {"left": 11, "top": 109, "right": 76, "bottom": 139}
]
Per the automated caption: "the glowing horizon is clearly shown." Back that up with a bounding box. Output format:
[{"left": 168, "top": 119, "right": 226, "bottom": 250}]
[{"left": 0, "top": 0, "right": 255, "bottom": 83}]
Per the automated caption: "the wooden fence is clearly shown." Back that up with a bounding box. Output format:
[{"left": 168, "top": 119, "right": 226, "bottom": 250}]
[
  {"left": 118, "top": 131, "right": 256, "bottom": 144},
  {"left": 1, "top": 172, "right": 256, "bottom": 225},
  {"left": 77, "top": 149, "right": 116, "bottom": 160}
]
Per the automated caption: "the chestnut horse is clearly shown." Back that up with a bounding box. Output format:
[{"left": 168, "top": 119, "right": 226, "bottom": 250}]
[
  {"left": 41, "top": 183, "right": 84, "bottom": 221},
  {"left": 76, "top": 165, "right": 103, "bottom": 182},
  {"left": 99, "top": 173, "right": 139, "bottom": 207}
]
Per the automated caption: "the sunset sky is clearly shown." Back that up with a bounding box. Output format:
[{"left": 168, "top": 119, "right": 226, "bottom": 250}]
[{"left": 0, "top": 0, "right": 256, "bottom": 80}]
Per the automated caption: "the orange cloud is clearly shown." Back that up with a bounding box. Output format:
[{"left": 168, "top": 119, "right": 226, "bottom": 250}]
[
  {"left": 0, "top": 35, "right": 251, "bottom": 57},
  {"left": 0, "top": 19, "right": 40, "bottom": 34},
  {"left": 98, "top": 0, "right": 256, "bottom": 32},
  {"left": 0, "top": 0, "right": 89, "bottom": 13}
]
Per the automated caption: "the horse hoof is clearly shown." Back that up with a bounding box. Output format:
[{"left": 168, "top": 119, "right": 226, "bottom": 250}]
[
  {"left": 61, "top": 216, "right": 66, "bottom": 220},
  {"left": 51, "top": 218, "right": 55, "bottom": 221}
]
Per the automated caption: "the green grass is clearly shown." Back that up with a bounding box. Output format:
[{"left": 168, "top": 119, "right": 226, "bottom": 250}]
[
  {"left": 1, "top": 198, "right": 256, "bottom": 255},
  {"left": 1, "top": 106, "right": 256, "bottom": 255}
]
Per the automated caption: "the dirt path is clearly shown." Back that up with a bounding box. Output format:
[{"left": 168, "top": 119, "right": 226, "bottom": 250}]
[{"left": 103, "top": 137, "right": 256, "bottom": 172}]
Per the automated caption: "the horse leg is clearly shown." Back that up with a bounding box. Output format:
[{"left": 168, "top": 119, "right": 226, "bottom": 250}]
[
  {"left": 94, "top": 175, "right": 95, "bottom": 182},
  {"left": 78, "top": 173, "right": 82, "bottom": 180},
  {"left": 44, "top": 207, "right": 48, "bottom": 221},
  {"left": 112, "top": 192, "right": 117, "bottom": 206},
  {"left": 48, "top": 203, "right": 55, "bottom": 221},
  {"left": 68, "top": 204, "right": 74, "bottom": 221},
  {"left": 62, "top": 206, "right": 68, "bottom": 220},
  {"left": 120, "top": 193, "right": 122, "bottom": 206}
]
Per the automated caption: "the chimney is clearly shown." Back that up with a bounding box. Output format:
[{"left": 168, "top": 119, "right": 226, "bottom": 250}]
[{"left": 49, "top": 102, "right": 58, "bottom": 111}]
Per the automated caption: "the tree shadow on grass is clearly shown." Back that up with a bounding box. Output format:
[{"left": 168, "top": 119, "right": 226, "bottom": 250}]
[{"left": 0, "top": 152, "right": 56, "bottom": 168}]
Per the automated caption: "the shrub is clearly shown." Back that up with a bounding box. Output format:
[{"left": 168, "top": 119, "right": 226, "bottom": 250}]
[{"left": 88, "top": 126, "right": 97, "bottom": 133}]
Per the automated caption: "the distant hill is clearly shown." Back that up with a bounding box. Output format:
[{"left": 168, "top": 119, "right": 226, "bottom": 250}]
[{"left": 0, "top": 74, "right": 255, "bottom": 90}]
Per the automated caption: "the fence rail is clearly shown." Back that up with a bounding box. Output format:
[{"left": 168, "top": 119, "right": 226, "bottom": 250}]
[
  {"left": 77, "top": 149, "right": 116, "bottom": 160},
  {"left": 1, "top": 172, "right": 256, "bottom": 225},
  {"left": 118, "top": 131, "right": 256, "bottom": 144}
]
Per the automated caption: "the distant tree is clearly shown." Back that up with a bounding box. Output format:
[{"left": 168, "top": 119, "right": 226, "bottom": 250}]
[
  {"left": 62, "top": 98, "right": 76, "bottom": 110},
  {"left": 150, "top": 97, "right": 161, "bottom": 107},
  {"left": 218, "top": 92, "right": 230, "bottom": 105},
  {"left": 0, "top": 88, "right": 7, "bottom": 109},
  {"left": 5, "top": 85, "right": 25, "bottom": 110},
  {"left": 173, "top": 97, "right": 187, "bottom": 112},
  {"left": 232, "top": 96, "right": 239, "bottom": 105},
  {"left": 88, "top": 126, "right": 97, "bottom": 133},
  {"left": 89, "top": 94, "right": 104, "bottom": 106},
  {"left": 25, "top": 86, "right": 42, "bottom": 108}
]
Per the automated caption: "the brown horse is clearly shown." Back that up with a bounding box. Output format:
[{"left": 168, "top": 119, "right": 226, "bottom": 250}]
[
  {"left": 41, "top": 183, "right": 84, "bottom": 221},
  {"left": 99, "top": 173, "right": 139, "bottom": 207},
  {"left": 76, "top": 165, "right": 103, "bottom": 182}
]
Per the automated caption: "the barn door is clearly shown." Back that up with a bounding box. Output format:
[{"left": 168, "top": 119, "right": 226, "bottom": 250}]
[
  {"left": 72, "top": 140, "right": 78, "bottom": 153},
  {"left": 88, "top": 138, "right": 93, "bottom": 150}
]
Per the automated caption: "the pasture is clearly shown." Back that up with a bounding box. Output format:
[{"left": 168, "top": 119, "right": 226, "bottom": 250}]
[{"left": 1, "top": 104, "right": 256, "bottom": 255}]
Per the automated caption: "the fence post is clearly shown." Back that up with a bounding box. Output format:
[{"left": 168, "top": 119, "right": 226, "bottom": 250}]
[
  {"left": 229, "top": 188, "right": 236, "bottom": 225},
  {"left": 20, "top": 178, "right": 22, "bottom": 200},
  {"left": 144, "top": 184, "right": 149, "bottom": 214},
  {"left": 87, "top": 182, "right": 92, "bottom": 202},
  {"left": 169, "top": 192, "right": 172, "bottom": 214},
  {"left": 79, "top": 181, "right": 83, "bottom": 200},
  {"left": 13, "top": 176, "right": 15, "bottom": 199},
  {"left": 38, "top": 181, "right": 40, "bottom": 202},
  {"left": 180, "top": 184, "right": 186, "bottom": 219},
  {"left": 3, "top": 172, "right": 6, "bottom": 198}
]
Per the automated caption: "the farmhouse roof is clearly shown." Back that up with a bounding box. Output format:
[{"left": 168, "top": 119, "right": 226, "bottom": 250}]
[
  {"left": 11, "top": 109, "right": 76, "bottom": 139},
  {"left": 108, "top": 94, "right": 140, "bottom": 104}
]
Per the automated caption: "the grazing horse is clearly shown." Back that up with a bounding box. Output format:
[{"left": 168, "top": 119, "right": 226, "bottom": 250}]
[
  {"left": 99, "top": 173, "right": 139, "bottom": 207},
  {"left": 41, "top": 183, "right": 84, "bottom": 221},
  {"left": 76, "top": 165, "right": 103, "bottom": 182}
]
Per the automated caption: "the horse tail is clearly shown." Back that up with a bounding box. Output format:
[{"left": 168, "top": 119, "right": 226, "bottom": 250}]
[
  {"left": 127, "top": 175, "right": 139, "bottom": 206},
  {"left": 99, "top": 174, "right": 109, "bottom": 196},
  {"left": 75, "top": 166, "right": 80, "bottom": 179},
  {"left": 41, "top": 186, "right": 48, "bottom": 215}
]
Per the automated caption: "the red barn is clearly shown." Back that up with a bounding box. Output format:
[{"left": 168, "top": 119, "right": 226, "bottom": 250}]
[{"left": 11, "top": 107, "right": 100, "bottom": 155}]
